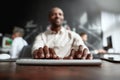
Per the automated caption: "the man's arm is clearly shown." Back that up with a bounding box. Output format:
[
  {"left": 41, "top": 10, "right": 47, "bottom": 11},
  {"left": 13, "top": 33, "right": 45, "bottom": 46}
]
[
  {"left": 64, "top": 31, "right": 92, "bottom": 59},
  {"left": 71, "top": 31, "right": 90, "bottom": 53},
  {"left": 32, "top": 33, "right": 60, "bottom": 59},
  {"left": 64, "top": 45, "right": 93, "bottom": 59},
  {"left": 10, "top": 39, "right": 18, "bottom": 58},
  {"left": 32, "top": 33, "right": 45, "bottom": 53},
  {"left": 33, "top": 46, "right": 59, "bottom": 59}
]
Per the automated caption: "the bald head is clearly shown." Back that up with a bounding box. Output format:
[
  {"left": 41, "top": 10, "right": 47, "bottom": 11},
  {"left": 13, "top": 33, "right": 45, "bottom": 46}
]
[
  {"left": 48, "top": 7, "right": 64, "bottom": 27},
  {"left": 80, "top": 32, "right": 88, "bottom": 42},
  {"left": 49, "top": 7, "right": 64, "bottom": 17}
]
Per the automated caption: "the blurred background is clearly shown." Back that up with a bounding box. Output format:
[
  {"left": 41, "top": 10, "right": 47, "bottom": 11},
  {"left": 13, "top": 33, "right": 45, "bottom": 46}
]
[{"left": 0, "top": 0, "right": 120, "bottom": 53}]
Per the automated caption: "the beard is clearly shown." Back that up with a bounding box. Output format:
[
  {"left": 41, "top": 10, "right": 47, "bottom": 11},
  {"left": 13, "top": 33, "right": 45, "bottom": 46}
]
[{"left": 51, "top": 19, "right": 63, "bottom": 27}]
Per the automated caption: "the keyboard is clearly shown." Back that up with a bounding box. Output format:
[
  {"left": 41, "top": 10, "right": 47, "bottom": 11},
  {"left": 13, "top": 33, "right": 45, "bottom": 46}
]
[
  {"left": 100, "top": 53, "right": 120, "bottom": 62},
  {"left": 16, "top": 59, "right": 102, "bottom": 66}
]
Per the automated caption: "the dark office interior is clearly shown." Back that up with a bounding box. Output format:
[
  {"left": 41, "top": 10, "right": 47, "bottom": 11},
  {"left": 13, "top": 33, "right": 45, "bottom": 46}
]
[
  {"left": 1, "top": 0, "right": 120, "bottom": 52},
  {"left": 0, "top": 0, "right": 120, "bottom": 80}
]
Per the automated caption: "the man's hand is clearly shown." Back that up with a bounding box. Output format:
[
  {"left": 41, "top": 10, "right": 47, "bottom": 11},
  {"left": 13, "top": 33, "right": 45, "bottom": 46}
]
[
  {"left": 33, "top": 45, "right": 93, "bottom": 59},
  {"left": 33, "top": 46, "right": 59, "bottom": 59},
  {"left": 64, "top": 45, "right": 93, "bottom": 60}
]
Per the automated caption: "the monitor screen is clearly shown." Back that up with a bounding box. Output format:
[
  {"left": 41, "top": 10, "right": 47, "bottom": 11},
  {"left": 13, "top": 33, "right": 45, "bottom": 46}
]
[
  {"left": 2, "top": 37, "right": 12, "bottom": 48},
  {"left": 107, "top": 36, "right": 113, "bottom": 48}
]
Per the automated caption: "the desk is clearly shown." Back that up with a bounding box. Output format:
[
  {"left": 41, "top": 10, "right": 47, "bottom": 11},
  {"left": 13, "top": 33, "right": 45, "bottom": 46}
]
[{"left": 0, "top": 61, "right": 120, "bottom": 80}]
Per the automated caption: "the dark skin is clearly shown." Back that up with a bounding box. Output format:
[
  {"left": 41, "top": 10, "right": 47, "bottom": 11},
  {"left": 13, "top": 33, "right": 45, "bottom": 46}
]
[
  {"left": 33, "top": 45, "right": 92, "bottom": 59},
  {"left": 33, "top": 7, "right": 92, "bottom": 59},
  {"left": 33, "top": 46, "right": 59, "bottom": 59}
]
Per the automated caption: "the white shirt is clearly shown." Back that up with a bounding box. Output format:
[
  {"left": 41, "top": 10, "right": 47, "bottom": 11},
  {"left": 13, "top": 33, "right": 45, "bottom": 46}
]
[
  {"left": 10, "top": 37, "right": 28, "bottom": 58},
  {"left": 32, "top": 27, "right": 88, "bottom": 58}
]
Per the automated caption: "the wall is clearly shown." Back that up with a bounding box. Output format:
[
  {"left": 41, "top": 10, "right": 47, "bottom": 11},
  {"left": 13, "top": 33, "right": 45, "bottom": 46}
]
[
  {"left": 0, "top": 0, "right": 106, "bottom": 47},
  {"left": 101, "top": 12, "right": 120, "bottom": 53}
]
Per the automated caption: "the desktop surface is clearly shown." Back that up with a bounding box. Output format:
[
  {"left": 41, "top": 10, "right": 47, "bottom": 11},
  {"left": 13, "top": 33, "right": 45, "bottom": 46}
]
[
  {"left": 0, "top": 60, "right": 120, "bottom": 80},
  {"left": 0, "top": 58, "right": 16, "bottom": 62}
]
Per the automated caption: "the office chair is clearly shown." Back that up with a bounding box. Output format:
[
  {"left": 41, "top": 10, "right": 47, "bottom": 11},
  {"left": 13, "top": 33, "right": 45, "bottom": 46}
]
[{"left": 19, "top": 45, "right": 32, "bottom": 58}]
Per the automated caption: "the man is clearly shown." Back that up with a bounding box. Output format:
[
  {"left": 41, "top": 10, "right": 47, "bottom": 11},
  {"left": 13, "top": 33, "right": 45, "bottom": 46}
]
[
  {"left": 0, "top": 27, "right": 28, "bottom": 59},
  {"left": 80, "top": 32, "right": 106, "bottom": 54},
  {"left": 32, "top": 7, "right": 92, "bottom": 59},
  {"left": 10, "top": 27, "right": 28, "bottom": 58}
]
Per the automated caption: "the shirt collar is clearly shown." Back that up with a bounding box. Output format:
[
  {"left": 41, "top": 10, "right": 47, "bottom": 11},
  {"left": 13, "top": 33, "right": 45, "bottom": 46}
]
[{"left": 47, "top": 26, "right": 65, "bottom": 34}]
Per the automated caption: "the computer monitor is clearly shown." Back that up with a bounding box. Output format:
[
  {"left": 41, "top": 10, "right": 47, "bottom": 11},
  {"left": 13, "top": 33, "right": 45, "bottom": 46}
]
[
  {"left": 2, "top": 37, "right": 12, "bottom": 48},
  {"left": 107, "top": 36, "right": 113, "bottom": 49},
  {"left": 0, "top": 33, "right": 3, "bottom": 47}
]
